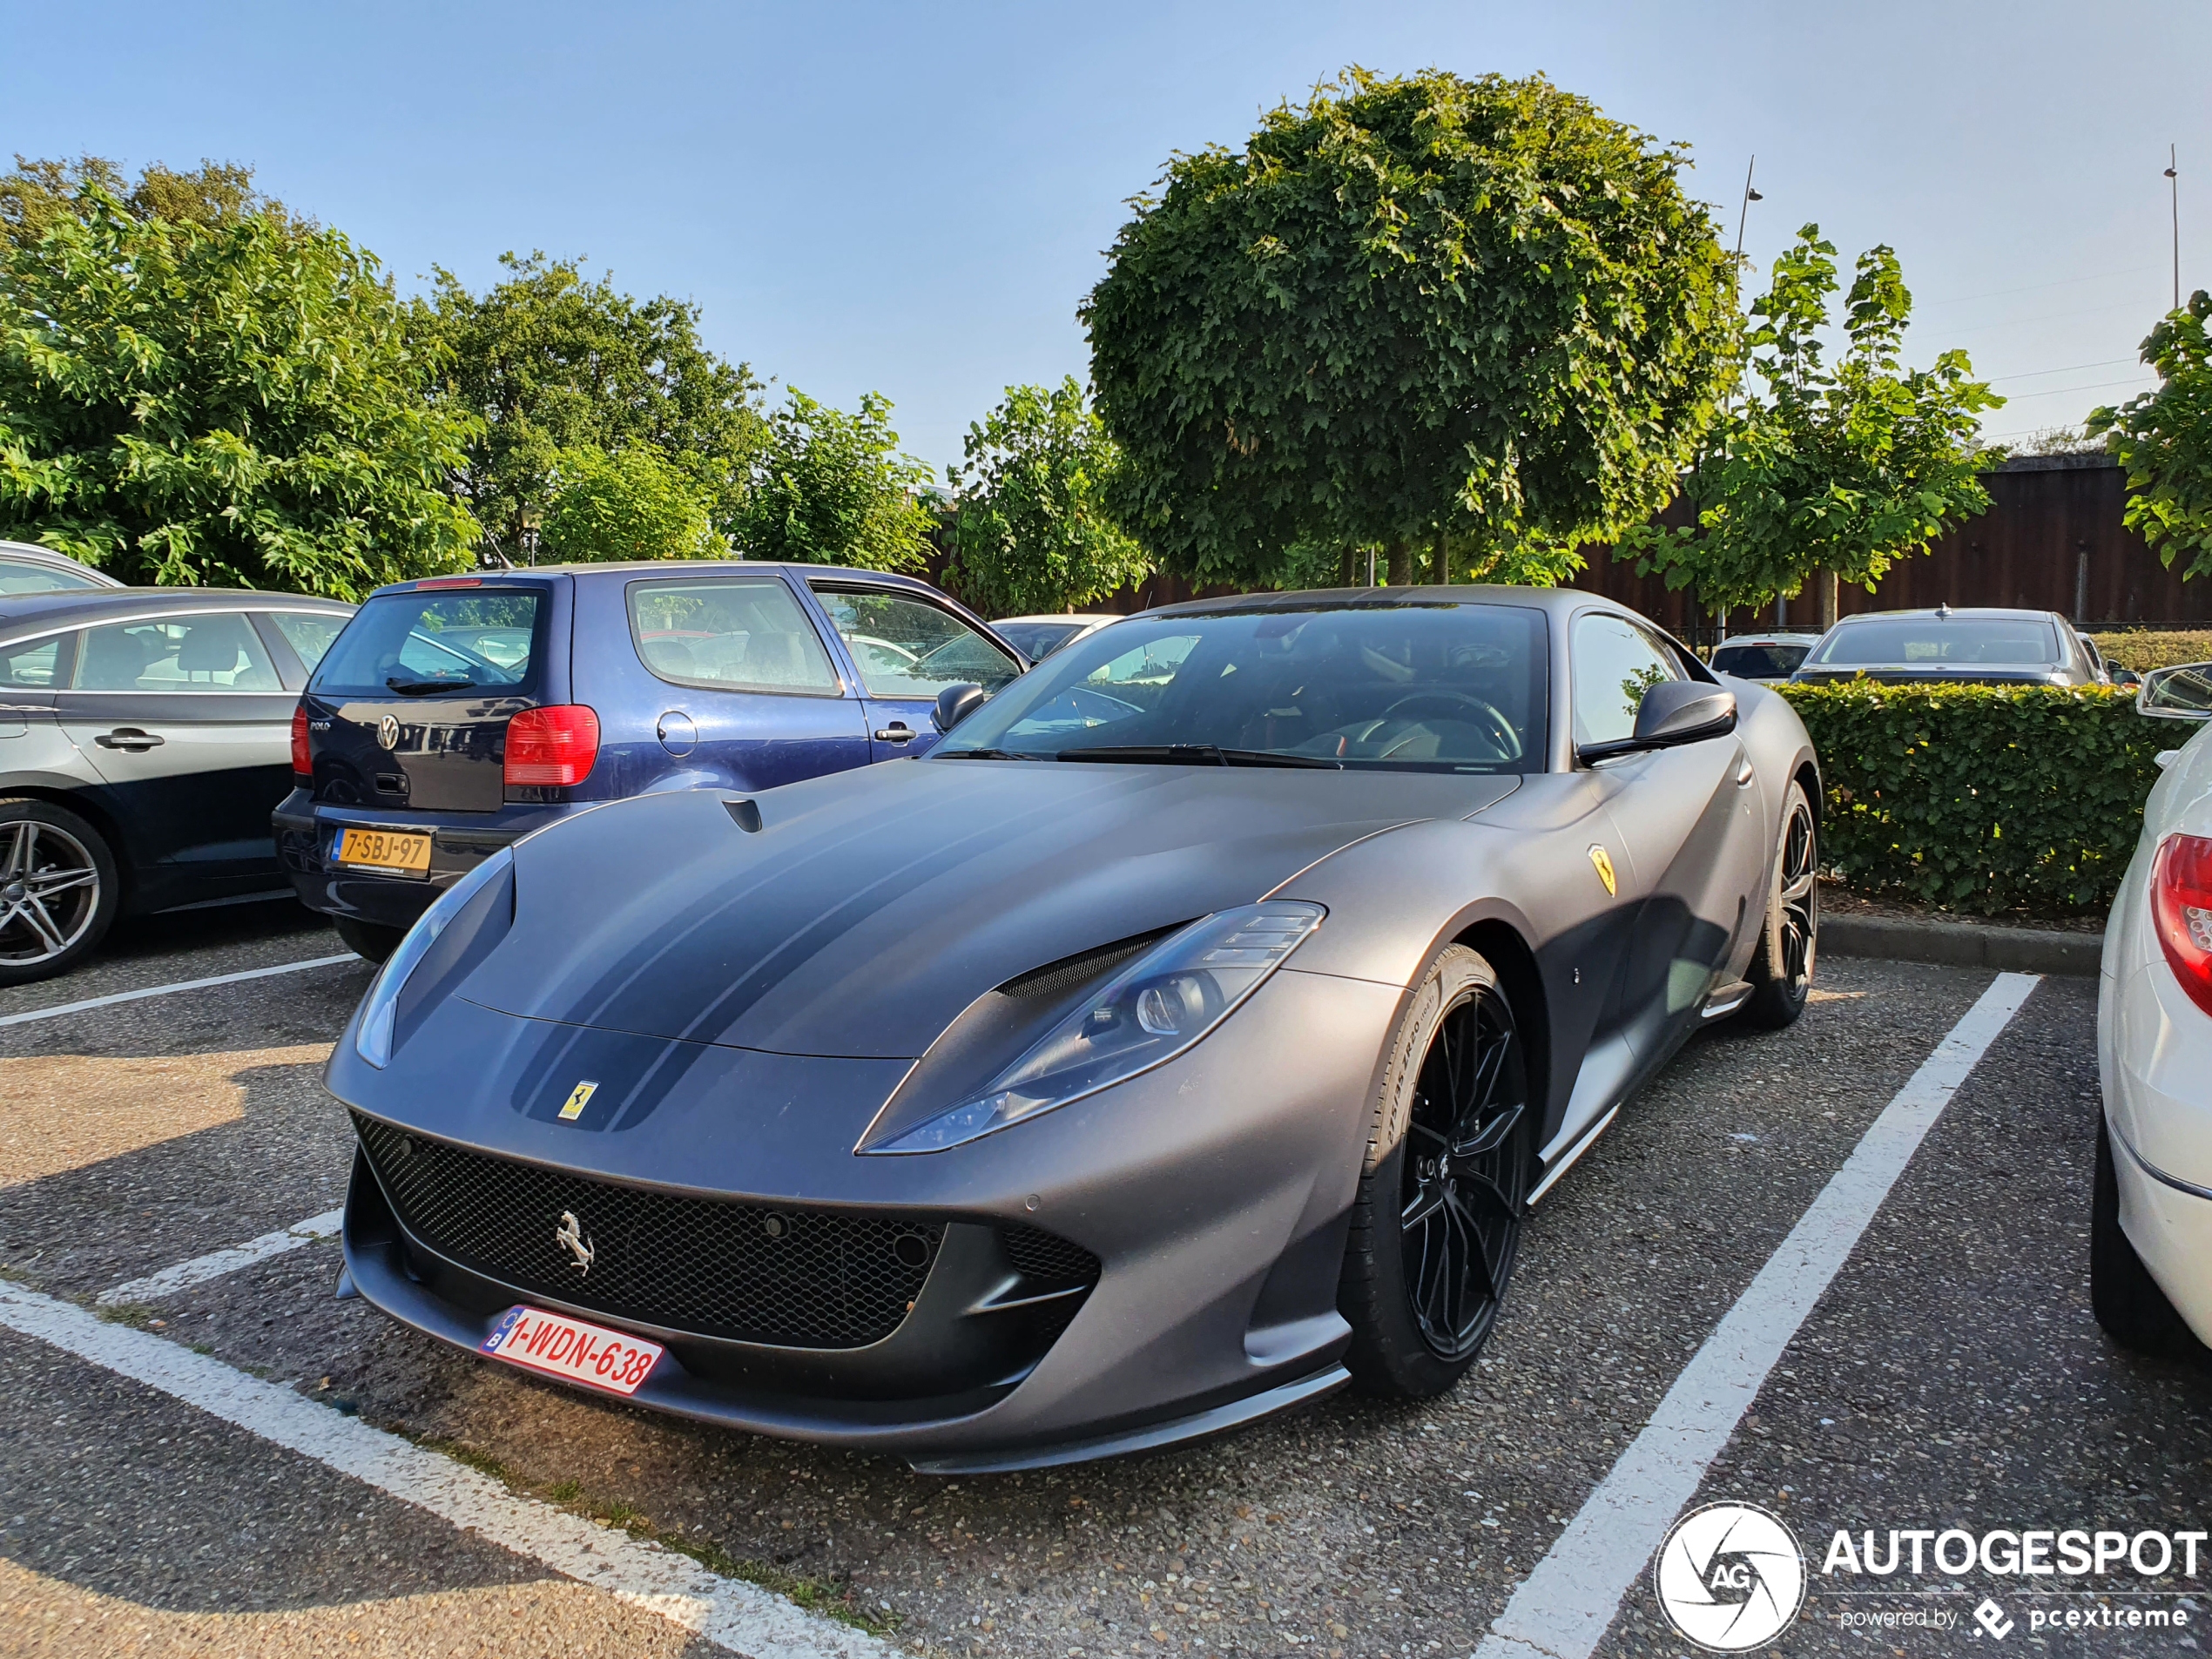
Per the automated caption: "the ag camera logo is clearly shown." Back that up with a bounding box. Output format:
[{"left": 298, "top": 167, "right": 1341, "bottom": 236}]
[{"left": 1654, "top": 1502, "right": 1808, "bottom": 1651}]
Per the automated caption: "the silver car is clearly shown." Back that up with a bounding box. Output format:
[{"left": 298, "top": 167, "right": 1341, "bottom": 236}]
[{"left": 0, "top": 588, "right": 354, "bottom": 982}]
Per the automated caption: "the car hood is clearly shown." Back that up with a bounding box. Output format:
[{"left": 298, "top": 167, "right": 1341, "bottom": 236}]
[{"left": 459, "top": 759, "right": 1519, "bottom": 1059}]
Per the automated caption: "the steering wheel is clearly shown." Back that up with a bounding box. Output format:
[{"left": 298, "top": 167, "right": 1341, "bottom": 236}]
[{"left": 1380, "top": 691, "right": 1521, "bottom": 761}]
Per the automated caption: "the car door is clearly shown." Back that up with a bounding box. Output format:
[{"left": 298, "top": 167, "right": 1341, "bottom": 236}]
[
  {"left": 806, "top": 583, "right": 1023, "bottom": 759},
  {"left": 56, "top": 610, "right": 297, "bottom": 886},
  {"left": 618, "top": 573, "right": 870, "bottom": 791},
  {"left": 1570, "top": 610, "right": 1765, "bottom": 1054}
]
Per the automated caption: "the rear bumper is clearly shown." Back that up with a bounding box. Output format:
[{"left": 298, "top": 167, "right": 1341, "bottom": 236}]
[
  {"left": 273, "top": 790, "right": 578, "bottom": 929},
  {"left": 2107, "top": 1122, "right": 2212, "bottom": 1347}
]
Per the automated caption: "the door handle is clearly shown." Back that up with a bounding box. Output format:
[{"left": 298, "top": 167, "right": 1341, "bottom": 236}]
[
  {"left": 96, "top": 728, "right": 165, "bottom": 752},
  {"left": 1735, "top": 758, "right": 1755, "bottom": 786},
  {"left": 873, "top": 722, "right": 916, "bottom": 744}
]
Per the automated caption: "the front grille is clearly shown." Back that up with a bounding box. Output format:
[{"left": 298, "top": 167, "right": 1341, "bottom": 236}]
[
  {"left": 1003, "top": 1224, "right": 1100, "bottom": 1287},
  {"left": 354, "top": 1115, "right": 940, "bottom": 1349}
]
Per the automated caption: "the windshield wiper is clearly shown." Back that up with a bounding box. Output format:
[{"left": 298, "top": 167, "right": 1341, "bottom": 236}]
[
  {"left": 935, "top": 746, "right": 1050, "bottom": 761},
  {"left": 1055, "top": 745, "right": 1341, "bottom": 769},
  {"left": 384, "top": 676, "right": 475, "bottom": 697}
]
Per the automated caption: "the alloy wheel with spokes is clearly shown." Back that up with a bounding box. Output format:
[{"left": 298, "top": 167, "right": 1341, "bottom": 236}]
[
  {"left": 0, "top": 802, "right": 115, "bottom": 981},
  {"left": 1399, "top": 982, "right": 1531, "bottom": 1360},
  {"left": 1743, "top": 779, "right": 1819, "bottom": 1028}
]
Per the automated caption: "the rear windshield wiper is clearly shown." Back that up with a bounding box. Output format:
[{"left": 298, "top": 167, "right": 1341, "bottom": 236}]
[
  {"left": 1055, "top": 745, "right": 1341, "bottom": 769},
  {"left": 385, "top": 676, "right": 475, "bottom": 697}
]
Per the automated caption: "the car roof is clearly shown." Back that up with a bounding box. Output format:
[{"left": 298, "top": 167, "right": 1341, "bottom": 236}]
[
  {"left": 1826, "top": 606, "right": 2062, "bottom": 624},
  {"left": 1716, "top": 633, "right": 1822, "bottom": 646},
  {"left": 1144, "top": 583, "right": 1654, "bottom": 622},
  {"left": 993, "top": 613, "right": 1121, "bottom": 625},
  {"left": 402, "top": 559, "right": 946, "bottom": 588},
  {"left": 0, "top": 586, "right": 354, "bottom": 637},
  {"left": 0, "top": 539, "right": 124, "bottom": 585}
]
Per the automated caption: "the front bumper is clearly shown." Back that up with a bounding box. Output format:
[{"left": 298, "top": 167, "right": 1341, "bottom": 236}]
[
  {"left": 329, "top": 966, "right": 1399, "bottom": 1469},
  {"left": 274, "top": 790, "right": 577, "bottom": 930}
]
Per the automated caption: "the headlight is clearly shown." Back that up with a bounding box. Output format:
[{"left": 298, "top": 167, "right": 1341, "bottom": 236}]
[
  {"left": 354, "top": 846, "right": 516, "bottom": 1068},
  {"left": 862, "top": 901, "right": 1325, "bottom": 1155}
]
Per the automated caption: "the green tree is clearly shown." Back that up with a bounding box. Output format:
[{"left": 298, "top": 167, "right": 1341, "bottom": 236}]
[
  {"left": 539, "top": 444, "right": 720, "bottom": 563},
  {"left": 734, "top": 388, "right": 935, "bottom": 572},
  {"left": 1, "top": 153, "right": 297, "bottom": 248},
  {"left": 944, "top": 378, "right": 1152, "bottom": 614},
  {"left": 0, "top": 188, "right": 478, "bottom": 595},
  {"left": 1082, "top": 68, "right": 1737, "bottom": 590},
  {"left": 2087, "top": 290, "right": 2212, "bottom": 581},
  {"left": 420, "top": 253, "right": 764, "bottom": 561},
  {"left": 1633, "top": 226, "right": 2002, "bottom": 619}
]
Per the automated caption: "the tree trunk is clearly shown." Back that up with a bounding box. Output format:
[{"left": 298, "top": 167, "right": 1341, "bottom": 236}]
[
  {"left": 1432, "top": 531, "right": 1450, "bottom": 586},
  {"left": 1814, "top": 566, "right": 1839, "bottom": 628},
  {"left": 1338, "top": 547, "right": 1357, "bottom": 589},
  {"left": 1387, "top": 540, "right": 1413, "bottom": 588}
]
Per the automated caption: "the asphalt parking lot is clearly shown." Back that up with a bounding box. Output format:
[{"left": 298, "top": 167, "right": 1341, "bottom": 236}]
[{"left": 1, "top": 906, "right": 2206, "bottom": 1657}]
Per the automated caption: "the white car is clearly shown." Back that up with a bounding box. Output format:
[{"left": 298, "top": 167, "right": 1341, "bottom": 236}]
[
  {"left": 990, "top": 613, "right": 1122, "bottom": 661},
  {"left": 1709, "top": 631, "right": 1822, "bottom": 682},
  {"left": 2095, "top": 659, "right": 2212, "bottom": 1352}
]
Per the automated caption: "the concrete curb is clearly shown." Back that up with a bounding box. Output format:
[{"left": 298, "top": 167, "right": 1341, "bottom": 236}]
[{"left": 1823, "top": 914, "right": 2102, "bottom": 976}]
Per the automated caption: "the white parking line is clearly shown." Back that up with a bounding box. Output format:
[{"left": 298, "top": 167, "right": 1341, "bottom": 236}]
[
  {"left": 1474, "top": 970, "right": 2042, "bottom": 1659},
  {"left": 0, "top": 1281, "right": 891, "bottom": 1659},
  {"left": 0, "top": 953, "right": 359, "bottom": 1028},
  {"left": 97, "top": 1209, "right": 347, "bottom": 1307}
]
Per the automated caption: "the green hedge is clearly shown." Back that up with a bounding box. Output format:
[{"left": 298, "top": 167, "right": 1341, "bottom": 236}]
[
  {"left": 1777, "top": 681, "right": 2170, "bottom": 914},
  {"left": 2090, "top": 630, "right": 2212, "bottom": 672}
]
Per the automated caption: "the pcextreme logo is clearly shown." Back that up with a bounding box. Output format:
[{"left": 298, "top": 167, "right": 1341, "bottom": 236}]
[{"left": 1653, "top": 1502, "right": 1808, "bottom": 1651}]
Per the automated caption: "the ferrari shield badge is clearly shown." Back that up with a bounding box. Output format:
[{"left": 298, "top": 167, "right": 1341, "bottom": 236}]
[
  {"left": 1588, "top": 845, "right": 1617, "bottom": 897},
  {"left": 557, "top": 1080, "right": 599, "bottom": 1122}
]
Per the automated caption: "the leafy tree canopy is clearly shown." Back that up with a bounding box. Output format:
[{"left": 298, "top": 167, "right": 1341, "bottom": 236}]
[
  {"left": 734, "top": 388, "right": 935, "bottom": 572},
  {"left": 2087, "top": 290, "right": 2212, "bottom": 582},
  {"left": 1082, "top": 67, "right": 1737, "bottom": 589},
  {"left": 539, "top": 443, "right": 720, "bottom": 563},
  {"left": 0, "top": 188, "right": 479, "bottom": 595},
  {"left": 419, "top": 253, "right": 764, "bottom": 562},
  {"left": 1633, "top": 226, "right": 2001, "bottom": 611},
  {"left": 944, "top": 378, "right": 1152, "bottom": 615},
  {"left": 1, "top": 153, "right": 298, "bottom": 248}
]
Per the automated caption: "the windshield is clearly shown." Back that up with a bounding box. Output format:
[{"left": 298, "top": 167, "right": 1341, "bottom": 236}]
[
  {"left": 312, "top": 590, "right": 541, "bottom": 696},
  {"left": 1811, "top": 617, "right": 2059, "bottom": 668},
  {"left": 995, "top": 620, "right": 1089, "bottom": 658},
  {"left": 937, "top": 601, "right": 1548, "bottom": 771}
]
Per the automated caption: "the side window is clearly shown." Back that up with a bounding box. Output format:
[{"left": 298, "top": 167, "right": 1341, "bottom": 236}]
[
  {"left": 810, "top": 586, "right": 1022, "bottom": 697},
  {"left": 627, "top": 577, "right": 841, "bottom": 696},
  {"left": 269, "top": 612, "right": 347, "bottom": 674},
  {"left": 75, "top": 614, "right": 283, "bottom": 691},
  {"left": 1571, "top": 613, "right": 1678, "bottom": 748},
  {"left": 0, "top": 634, "right": 71, "bottom": 689}
]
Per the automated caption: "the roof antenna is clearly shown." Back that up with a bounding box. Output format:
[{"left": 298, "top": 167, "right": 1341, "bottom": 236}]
[{"left": 1936, "top": 602, "right": 1952, "bottom": 618}]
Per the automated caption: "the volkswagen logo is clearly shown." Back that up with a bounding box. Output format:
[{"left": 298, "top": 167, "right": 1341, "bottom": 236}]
[{"left": 376, "top": 714, "right": 401, "bottom": 751}]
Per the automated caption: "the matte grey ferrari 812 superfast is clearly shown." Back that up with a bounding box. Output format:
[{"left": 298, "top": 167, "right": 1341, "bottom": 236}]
[{"left": 327, "top": 587, "right": 1820, "bottom": 1472}]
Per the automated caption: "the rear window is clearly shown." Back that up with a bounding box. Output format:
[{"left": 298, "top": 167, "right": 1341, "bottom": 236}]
[
  {"left": 0, "top": 558, "right": 103, "bottom": 594},
  {"left": 627, "top": 577, "right": 840, "bottom": 696},
  {"left": 1710, "top": 644, "right": 1809, "bottom": 678},
  {"left": 312, "top": 590, "right": 541, "bottom": 696},
  {"left": 268, "top": 611, "right": 348, "bottom": 674},
  {"left": 1811, "top": 617, "right": 2059, "bottom": 668},
  {"left": 995, "top": 620, "right": 1085, "bottom": 659}
]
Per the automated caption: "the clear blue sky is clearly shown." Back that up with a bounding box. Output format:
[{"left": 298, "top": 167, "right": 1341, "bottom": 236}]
[{"left": 4, "top": 0, "right": 2208, "bottom": 471}]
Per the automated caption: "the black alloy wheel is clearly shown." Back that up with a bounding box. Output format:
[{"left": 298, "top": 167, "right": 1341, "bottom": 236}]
[
  {"left": 1341, "top": 943, "right": 1533, "bottom": 1398},
  {"left": 1399, "top": 983, "right": 1531, "bottom": 1359},
  {"left": 1743, "top": 779, "right": 1818, "bottom": 1028}
]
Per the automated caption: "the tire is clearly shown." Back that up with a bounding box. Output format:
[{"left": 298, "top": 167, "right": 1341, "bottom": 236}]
[
  {"left": 1740, "top": 778, "right": 1818, "bottom": 1029},
  {"left": 2091, "top": 1114, "right": 2200, "bottom": 1356},
  {"left": 0, "top": 797, "right": 118, "bottom": 985},
  {"left": 332, "top": 914, "right": 407, "bottom": 965},
  {"left": 1339, "top": 943, "right": 1534, "bottom": 1399}
]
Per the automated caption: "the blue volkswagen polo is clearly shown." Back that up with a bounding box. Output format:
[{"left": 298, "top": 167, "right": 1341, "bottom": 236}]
[{"left": 275, "top": 562, "right": 1024, "bottom": 961}]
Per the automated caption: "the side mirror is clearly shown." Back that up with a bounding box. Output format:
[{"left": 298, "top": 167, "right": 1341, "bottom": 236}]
[
  {"left": 1580, "top": 680, "right": 1738, "bottom": 765},
  {"left": 933, "top": 682, "right": 987, "bottom": 733},
  {"left": 2111, "top": 666, "right": 2143, "bottom": 690},
  {"left": 2138, "top": 662, "right": 2212, "bottom": 721}
]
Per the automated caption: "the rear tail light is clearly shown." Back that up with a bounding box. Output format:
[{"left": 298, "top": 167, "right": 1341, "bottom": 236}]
[
  {"left": 2151, "top": 833, "right": 2212, "bottom": 1017},
  {"left": 505, "top": 705, "right": 600, "bottom": 788},
  {"left": 291, "top": 704, "right": 311, "bottom": 778}
]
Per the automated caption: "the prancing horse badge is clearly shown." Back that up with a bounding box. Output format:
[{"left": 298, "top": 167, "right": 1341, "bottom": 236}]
[
  {"left": 1588, "top": 845, "right": 1617, "bottom": 897},
  {"left": 557, "top": 1080, "right": 599, "bottom": 1122}
]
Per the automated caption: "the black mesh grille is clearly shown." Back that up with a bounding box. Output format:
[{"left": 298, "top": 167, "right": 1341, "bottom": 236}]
[
  {"left": 1002, "top": 1224, "right": 1100, "bottom": 1287},
  {"left": 354, "top": 1114, "right": 940, "bottom": 1349}
]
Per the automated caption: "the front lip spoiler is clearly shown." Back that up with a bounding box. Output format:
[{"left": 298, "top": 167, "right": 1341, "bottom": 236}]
[{"left": 905, "top": 1364, "right": 1351, "bottom": 1476}]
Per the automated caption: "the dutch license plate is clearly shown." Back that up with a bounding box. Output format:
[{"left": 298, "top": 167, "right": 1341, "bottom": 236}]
[
  {"left": 480, "top": 1305, "right": 664, "bottom": 1396},
  {"left": 333, "top": 827, "right": 432, "bottom": 875}
]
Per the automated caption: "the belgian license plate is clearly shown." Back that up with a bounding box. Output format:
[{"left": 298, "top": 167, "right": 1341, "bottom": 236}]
[
  {"left": 480, "top": 1305, "right": 664, "bottom": 1396},
  {"left": 332, "top": 827, "right": 432, "bottom": 875}
]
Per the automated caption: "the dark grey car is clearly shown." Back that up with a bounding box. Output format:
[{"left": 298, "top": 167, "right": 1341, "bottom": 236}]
[
  {"left": 1792, "top": 604, "right": 2104, "bottom": 687},
  {"left": 0, "top": 588, "right": 354, "bottom": 981},
  {"left": 327, "top": 587, "right": 1819, "bottom": 1470}
]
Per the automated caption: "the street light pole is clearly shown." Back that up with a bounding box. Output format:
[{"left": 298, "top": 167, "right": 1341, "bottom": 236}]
[
  {"left": 1735, "top": 155, "right": 1762, "bottom": 266},
  {"left": 2168, "top": 145, "right": 2181, "bottom": 312}
]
